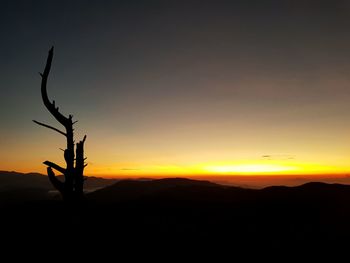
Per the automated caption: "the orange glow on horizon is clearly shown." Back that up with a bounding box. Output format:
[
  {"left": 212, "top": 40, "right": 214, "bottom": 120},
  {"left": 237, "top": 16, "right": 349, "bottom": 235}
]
[{"left": 81, "top": 159, "right": 350, "bottom": 178}]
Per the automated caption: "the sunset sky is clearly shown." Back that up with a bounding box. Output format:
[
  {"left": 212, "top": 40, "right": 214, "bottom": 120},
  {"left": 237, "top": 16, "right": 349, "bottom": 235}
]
[{"left": 2, "top": 1, "right": 350, "bottom": 180}]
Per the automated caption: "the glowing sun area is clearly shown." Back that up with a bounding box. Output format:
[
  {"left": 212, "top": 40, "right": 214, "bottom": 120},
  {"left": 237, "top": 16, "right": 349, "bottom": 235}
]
[{"left": 204, "top": 164, "right": 294, "bottom": 174}]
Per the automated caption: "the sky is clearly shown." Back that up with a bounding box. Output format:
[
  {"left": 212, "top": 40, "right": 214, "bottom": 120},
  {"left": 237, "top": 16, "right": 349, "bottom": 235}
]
[{"left": 2, "top": 0, "right": 350, "bottom": 180}]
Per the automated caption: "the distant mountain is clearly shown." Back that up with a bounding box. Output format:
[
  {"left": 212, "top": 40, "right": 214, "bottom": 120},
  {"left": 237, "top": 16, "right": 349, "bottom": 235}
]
[
  {"left": 88, "top": 177, "right": 350, "bottom": 206},
  {"left": 4, "top": 171, "right": 349, "bottom": 205},
  {"left": 88, "top": 177, "right": 222, "bottom": 201},
  {"left": 0, "top": 171, "right": 51, "bottom": 191},
  {"left": 0, "top": 170, "right": 119, "bottom": 194}
]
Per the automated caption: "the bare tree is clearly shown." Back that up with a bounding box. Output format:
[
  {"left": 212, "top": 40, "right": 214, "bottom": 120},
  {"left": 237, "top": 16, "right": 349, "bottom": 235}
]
[{"left": 33, "top": 47, "right": 87, "bottom": 202}]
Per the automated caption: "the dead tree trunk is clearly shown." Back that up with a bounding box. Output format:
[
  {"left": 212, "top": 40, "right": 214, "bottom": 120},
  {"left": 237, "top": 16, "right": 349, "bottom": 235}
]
[{"left": 33, "top": 47, "right": 87, "bottom": 202}]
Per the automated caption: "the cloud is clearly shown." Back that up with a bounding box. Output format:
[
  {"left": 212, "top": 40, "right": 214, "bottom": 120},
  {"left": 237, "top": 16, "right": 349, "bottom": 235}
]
[{"left": 261, "top": 154, "right": 295, "bottom": 160}]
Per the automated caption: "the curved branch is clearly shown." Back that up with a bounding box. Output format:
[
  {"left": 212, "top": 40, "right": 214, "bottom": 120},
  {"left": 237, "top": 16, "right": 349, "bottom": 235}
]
[
  {"left": 40, "top": 47, "right": 70, "bottom": 127},
  {"left": 33, "top": 120, "right": 66, "bottom": 136}
]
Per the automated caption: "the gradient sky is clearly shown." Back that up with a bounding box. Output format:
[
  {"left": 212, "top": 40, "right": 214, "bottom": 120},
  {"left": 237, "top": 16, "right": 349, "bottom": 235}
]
[{"left": 2, "top": 0, "right": 350, "bottom": 177}]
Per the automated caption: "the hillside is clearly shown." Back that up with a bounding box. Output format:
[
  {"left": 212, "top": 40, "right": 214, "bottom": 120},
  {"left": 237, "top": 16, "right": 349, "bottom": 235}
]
[{"left": 1, "top": 174, "right": 350, "bottom": 253}]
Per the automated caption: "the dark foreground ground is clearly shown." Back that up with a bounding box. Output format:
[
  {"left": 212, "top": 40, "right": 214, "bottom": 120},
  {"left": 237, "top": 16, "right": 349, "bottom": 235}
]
[{"left": 1, "top": 176, "right": 350, "bottom": 258}]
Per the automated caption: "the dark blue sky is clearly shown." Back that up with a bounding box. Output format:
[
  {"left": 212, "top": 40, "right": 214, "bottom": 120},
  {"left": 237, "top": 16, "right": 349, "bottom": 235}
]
[{"left": 2, "top": 0, "right": 350, "bottom": 175}]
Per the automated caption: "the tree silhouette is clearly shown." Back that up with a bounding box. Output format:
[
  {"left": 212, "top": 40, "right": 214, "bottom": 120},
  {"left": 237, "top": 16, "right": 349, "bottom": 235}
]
[{"left": 33, "top": 47, "right": 87, "bottom": 202}]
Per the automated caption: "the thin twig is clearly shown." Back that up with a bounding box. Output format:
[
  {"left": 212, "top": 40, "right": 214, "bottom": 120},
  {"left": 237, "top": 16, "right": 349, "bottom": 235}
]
[{"left": 33, "top": 120, "right": 66, "bottom": 136}]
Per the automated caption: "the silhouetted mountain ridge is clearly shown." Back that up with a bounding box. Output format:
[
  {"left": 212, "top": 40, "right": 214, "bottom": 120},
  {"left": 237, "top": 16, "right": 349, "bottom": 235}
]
[
  {"left": 0, "top": 170, "right": 119, "bottom": 193},
  {"left": 89, "top": 177, "right": 222, "bottom": 201},
  {"left": 0, "top": 170, "right": 51, "bottom": 191},
  {"left": 88, "top": 177, "right": 350, "bottom": 205}
]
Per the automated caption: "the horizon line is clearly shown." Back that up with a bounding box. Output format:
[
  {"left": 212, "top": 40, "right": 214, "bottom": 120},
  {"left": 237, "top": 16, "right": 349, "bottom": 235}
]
[{"left": 3, "top": 170, "right": 350, "bottom": 179}]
